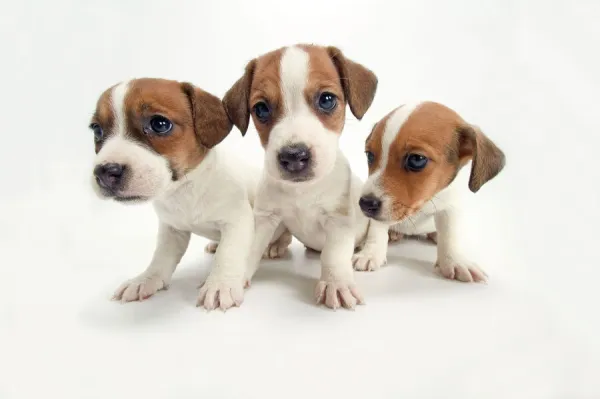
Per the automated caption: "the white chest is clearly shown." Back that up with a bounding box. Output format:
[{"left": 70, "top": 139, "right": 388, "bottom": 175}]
[{"left": 153, "top": 199, "right": 220, "bottom": 241}]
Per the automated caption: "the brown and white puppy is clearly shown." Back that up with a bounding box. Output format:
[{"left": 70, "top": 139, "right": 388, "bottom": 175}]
[
  {"left": 89, "top": 78, "right": 290, "bottom": 310},
  {"left": 359, "top": 102, "right": 506, "bottom": 282},
  {"left": 222, "top": 44, "right": 381, "bottom": 310}
]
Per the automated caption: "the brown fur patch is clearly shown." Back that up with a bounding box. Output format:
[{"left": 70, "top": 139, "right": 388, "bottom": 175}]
[
  {"left": 91, "top": 85, "right": 116, "bottom": 154},
  {"left": 364, "top": 108, "right": 396, "bottom": 174},
  {"left": 326, "top": 46, "right": 378, "bottom": 120},
  {"left": 373, "top": 102, "right": 504, "bottom": 220},
  {"left": 223, "top": 44, "right": 378, "bottom": 147},
  {"left": 91, "top": 78, "right": 231, "bottom": 178}
]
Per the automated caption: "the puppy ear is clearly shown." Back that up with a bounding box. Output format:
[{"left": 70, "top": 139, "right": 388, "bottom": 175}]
[
  {"left": 457, "top": 124, "right": 506, "bottom": 193},
  {"left": 327, "top": 46, "right": 378, "bottom": 120},
  {"left": 222, "top": 60, "right": 256, "bottom": 135},
  {"left": 181, "top": 83, "right": 233, "bottom": 149}
]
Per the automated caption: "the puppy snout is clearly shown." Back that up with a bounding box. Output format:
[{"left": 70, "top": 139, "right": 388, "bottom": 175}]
[
  {"left": 94, "top": 163, "right": 125, "bottom": 191},
  {"left": 359, "top": 195, "right": 382, "bottom": 218},
  {"left": 278, "top": 144, "right": 311, "bottom": 174}
]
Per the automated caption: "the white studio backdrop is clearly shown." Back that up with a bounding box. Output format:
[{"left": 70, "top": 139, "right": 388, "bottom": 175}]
[{"left": 1, "top": 0, "right": 598, "bottom": 398}]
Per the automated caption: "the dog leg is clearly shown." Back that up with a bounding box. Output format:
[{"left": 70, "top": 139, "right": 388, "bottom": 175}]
[
  {"left": 263, "top": 227, "right": 292, "bottom": 259},
  {"left": 245, "top": 212, "right": 283, "bottom": 282},
  {"left": 388, "top": 229, "right": 404, "bottom": 243},
  {"left": 316, "top": 215, "right": 365, "bottom": 310},
  {"left": 197, "top": 204, "right": 254, "bottom": 311},
  {"left": 353, "top": 219, "right": 388, "bottom": 272},
  {"left": 434, "top": 209, "right": 487, "bottom": 283},
  {"left": 113, "top": 223, "right": 190, "bottom": 302}
]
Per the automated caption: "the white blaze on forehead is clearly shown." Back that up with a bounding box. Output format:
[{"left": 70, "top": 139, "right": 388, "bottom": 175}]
[
  {"left": 362, "top": 102, "right": 422, "bottom": 198},
  {"left": 280, "top": 46, "right": 310, "bottom": 113},
  {"left": 377, "top": 102, "right": 423, "bottom": 175},
  {"left": 110, "top": 80, "right": 131, "bottom": 138}
]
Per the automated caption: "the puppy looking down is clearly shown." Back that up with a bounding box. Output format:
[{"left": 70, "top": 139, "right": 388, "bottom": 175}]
[
  {"left": 89, "top": 78, "right": 290, "bottom": 310},
  {"left": 359, "top": 102, "right": 506, "bottom": 282},
  {"left": 222, "top": 44, "right": 382, "bottom": 310}
]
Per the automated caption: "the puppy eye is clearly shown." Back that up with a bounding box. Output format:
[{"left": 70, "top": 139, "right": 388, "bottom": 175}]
[
  {"left": 316, "top": 92, "right": 337, "bottom": 113},
  {"left": 365, "top": 151, "right": 375, "bottom": 166},
  {"left": 90, "top": 123, "right": 103, "bottom": 143},
  {"left": 253, "top": 101, "right": 271, "bottom": 123},
  {"left": 146, "top": 115, "right": 173, "bottom": 136},
  {"left": 404, "top": 153, "right": 428, "bottom": 172}
]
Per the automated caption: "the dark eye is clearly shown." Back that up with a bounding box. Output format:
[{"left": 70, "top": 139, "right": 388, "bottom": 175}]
[
  {"left": 253, "top": 101, "right": 271, "bottom": 123},
  {"left": 365, "top": 151, "right": 375, "bottom": 166},
  {"left": 146, "top": 115, "right": 173, "bottom": 135},
  {"left": 316, "top": 92, "right": 337, "bottom": 113},
  {"left": 90, "top": 123, "right": 103, "bottom": 142},
  {"left": 405, "top": 154, "right": 429, "bottom": 172}
]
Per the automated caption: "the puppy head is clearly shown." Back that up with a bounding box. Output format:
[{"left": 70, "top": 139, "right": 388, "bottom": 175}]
[
  {"left": 360, "top": 102, "right": 505, "bottom": 223},
  {"left": 223, "top": 44, "right": 377, "bottom": 183},
  {"left": 90, "top": 78, "right": 232, "bottom": 203}
]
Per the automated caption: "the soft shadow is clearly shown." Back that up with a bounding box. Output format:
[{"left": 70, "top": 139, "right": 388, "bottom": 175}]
[
  {"left": 77, "top": 258, "right": 211, "bottom": 330},
  {"left": 251, "top": 266, "right": 316, "bottom": 306}
]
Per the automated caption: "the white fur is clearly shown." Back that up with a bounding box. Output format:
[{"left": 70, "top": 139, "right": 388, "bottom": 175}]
[
  {"left": 361, "top": 105, "right": 488, "bottom": 283},
  {"left": 263, "top": 47, "right": 339, "bottom": 183},
  {"left": 245, "top": 46, "right": 378, "bottom": 309},
  {"left": 93, "top": 82, "right": 283, "bottom": 310}
]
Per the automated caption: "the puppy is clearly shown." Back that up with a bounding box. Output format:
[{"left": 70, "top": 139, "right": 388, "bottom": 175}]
[
  {"left": 359, "top": 102, "right": 506, "bottom": 282},
  {"left": 89, "top": 78, "right": 290, "bottom": 310},
  {"left": 222, "top": 44, "right": 382, "bottom": 310}
]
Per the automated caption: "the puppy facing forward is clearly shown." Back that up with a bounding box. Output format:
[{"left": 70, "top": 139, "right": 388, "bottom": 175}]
[
  {"left": 222, "top": 44, "right": 382, "bottom": 310},
  {"left": 89, "top": 78, "right": 290, "bottom": 310},
  {"left": 359, "top": 102, "right": 506, "bottom": 282}
]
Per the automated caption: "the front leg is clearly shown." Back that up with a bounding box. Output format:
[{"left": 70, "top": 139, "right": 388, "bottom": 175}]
[
  {"left": 113, "top": 222, "right": 190, "bottom": 302},
  {"left": 316, "top": 216, "right": 365, "bottom": 310},
  {"left": 245, "top": 210, "right": 283, "bottom": 282},
  {"left": 434, "top": 209, "right": 487, "bottom": 283},
  {"left": 353, "top": 219, "right": 389, "bottom": 272},
  {"left": 197, "top": 205, "right": 254, "bottom": 311}
]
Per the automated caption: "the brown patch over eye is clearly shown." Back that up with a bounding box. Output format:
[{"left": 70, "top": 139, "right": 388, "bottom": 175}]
[
  {"left": 247, "top": 49, "right": 285, "bottom": 148},
  {"left": 379, "top": 102, "right": 465, "bottom": 218},
  {"left": 91, "top": 86, "right": 116, "bottom": 153}
]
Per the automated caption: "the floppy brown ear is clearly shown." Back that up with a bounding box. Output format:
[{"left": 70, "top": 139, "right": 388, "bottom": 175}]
[
  {"left": 457, "top": 124, "right": 506, "bottom": 193},
  {"left": 327, "top": 46, "right": 378, "bottom": 120},
  {"left": 222, "top": 60, "right": 256, "bottom": 135},
  {"left": 181, "top": 83, "right": 233, "bottom": 149}
]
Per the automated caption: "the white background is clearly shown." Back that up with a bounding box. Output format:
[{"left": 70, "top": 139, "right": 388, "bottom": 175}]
[{"left": 2, "top": 0, "right": 599, "bottom": 398}]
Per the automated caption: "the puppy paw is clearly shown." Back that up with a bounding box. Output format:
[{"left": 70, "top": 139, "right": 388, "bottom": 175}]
[
  {"left": 197, "top": 275, "right": 245, "bottom": 311},
  {"left": 112, "top": 273, "right": 167, "bottom": 302},
  {"left": 435, "top": 257, "right": 488, "bottom": 283},
  {"left": 204, "top": 241, "right": 219, "bottom": 254},
  {"left": 315, "top": 279, "right": 364, "bottom": 310},
  {"left": 388, "top": 230, "right": 404, "bottom": 243},
  {"left": 352, "top": 249, "right": 386, "bottom": 272},
  {"left": 262, "top": 231, "right": 292, "bottom": 259}
]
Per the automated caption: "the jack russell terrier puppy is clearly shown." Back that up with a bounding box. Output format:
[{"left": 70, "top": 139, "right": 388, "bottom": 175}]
[
  {"left": 89, "top": 78, "right": 291, "bottom": 311},
  {"left": 222, "top": 44, "right": 382, "bottom": 310},
  {"left": 358, "top": 102, "right": 506, "bottom": 282}
]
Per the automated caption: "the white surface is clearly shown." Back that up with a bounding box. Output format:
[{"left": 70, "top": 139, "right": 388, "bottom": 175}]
[{"left": 2, "top": 0, "right": 599, "bottom": 398}]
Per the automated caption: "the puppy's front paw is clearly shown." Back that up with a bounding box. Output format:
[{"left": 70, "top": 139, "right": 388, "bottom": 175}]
[
  {"left": 435, "top": 257, "right": 488, "bottom": 283},
  {"left": 315, "top": 279, "right": 364, "bottom": 310},
  {"left": 352, "top": 249, "right": 386, "bottom": 272},
  {"left": 388, "top": 230, "right": 404, "bottom": 242},
  {"left": 262, "top": 231, "right": 292, "bottom": 259},
  {"left": 197, "top": 275, "right": 245, "bottom": 311},
  {"left": 113, "top": 273, "right": 167, "bottom": 302}
]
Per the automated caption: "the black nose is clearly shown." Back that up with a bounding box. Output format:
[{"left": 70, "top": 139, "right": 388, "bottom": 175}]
[
  {"left": 94, "top": 163, "right": 125, "bottom": 191},
  {"left": 278, "top": 144, "right": 311, "bottom": 173},
  {"left": 359, "top": 195, "right": 382, "bottom": 217}
]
